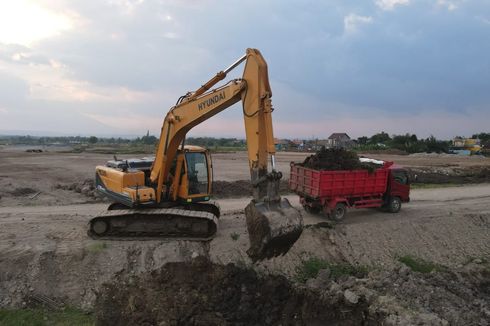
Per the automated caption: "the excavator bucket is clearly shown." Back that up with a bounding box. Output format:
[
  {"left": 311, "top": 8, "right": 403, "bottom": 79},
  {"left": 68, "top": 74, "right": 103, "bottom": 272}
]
[{"left": 245, "top": 198, "right": 303, "bottom": 261}]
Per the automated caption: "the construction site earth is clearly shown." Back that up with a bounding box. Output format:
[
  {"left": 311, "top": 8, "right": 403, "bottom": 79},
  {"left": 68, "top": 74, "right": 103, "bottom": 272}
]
[{"left": 1, "top": 147, "right": 489, "bottom": 325}]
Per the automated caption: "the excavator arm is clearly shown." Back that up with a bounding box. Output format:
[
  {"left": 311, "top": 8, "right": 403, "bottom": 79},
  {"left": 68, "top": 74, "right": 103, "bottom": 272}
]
[
  {"left": 150, "top": 48, "right": 303, "bottom": 260},
  {"left": 151, "top": 49, "right": 276, "bottom": 203},
  {"left": 150, "top": 80, "right": 245, "bottom": 203}
]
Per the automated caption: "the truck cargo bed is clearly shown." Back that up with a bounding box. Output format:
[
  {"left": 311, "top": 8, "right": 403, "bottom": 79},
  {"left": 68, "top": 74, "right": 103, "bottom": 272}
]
[{"left": 289, "top": 163, "right": 391, "bottom": 199}]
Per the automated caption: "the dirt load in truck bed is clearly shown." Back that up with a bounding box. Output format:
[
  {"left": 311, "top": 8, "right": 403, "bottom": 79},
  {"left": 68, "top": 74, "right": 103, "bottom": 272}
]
[{"left": 301, "top": 148, "right": 377, "bottom": 171}]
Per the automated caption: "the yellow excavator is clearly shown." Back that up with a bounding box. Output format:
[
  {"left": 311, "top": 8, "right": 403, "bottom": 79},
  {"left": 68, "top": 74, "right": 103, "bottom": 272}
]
[{"left": 89, "top": 48, "right": 303, "bottom": 260}]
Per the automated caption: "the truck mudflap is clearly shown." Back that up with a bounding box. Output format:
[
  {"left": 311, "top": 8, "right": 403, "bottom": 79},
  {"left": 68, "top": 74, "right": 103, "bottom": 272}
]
[{"left": 245, "top": 198, "right": 303, "bottom": 261}]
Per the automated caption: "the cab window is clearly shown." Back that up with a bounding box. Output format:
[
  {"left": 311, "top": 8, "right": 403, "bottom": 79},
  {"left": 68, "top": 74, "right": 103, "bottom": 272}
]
[
  {"left": 392, "top": 170, "right": 409, "bottom": 185},
  {"left": 185, "top": 152, "right": 209, "bottom": 195}
]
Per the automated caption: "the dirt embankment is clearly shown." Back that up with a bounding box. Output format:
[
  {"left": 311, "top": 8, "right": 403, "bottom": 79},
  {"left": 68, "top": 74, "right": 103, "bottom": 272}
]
[
  {"left": 51, "top": 179, "right": 290, "bottom": 200},
  {"left": 212, "top": 180, "right": 290, "bottom": 198},
  {"left": 0, "top": 196, "right": 489, "bottom": 324},
  {"left": 1, "top": 150, "right": 489, "bottom": 206},
  {"left": 408, "top": 167, "right": 490, "bottom": 184},
  {"left": 8, "top": 170, "right": 490, "bottom": 205},
  {"left": 54, "top": 179, "right": 100, "bottom": 200},
  {"left": 95, "top": 258, "right": 490, "bottom": 326},
  {"left": 95, "top": 258, "right": 373, "bottom": 326}
]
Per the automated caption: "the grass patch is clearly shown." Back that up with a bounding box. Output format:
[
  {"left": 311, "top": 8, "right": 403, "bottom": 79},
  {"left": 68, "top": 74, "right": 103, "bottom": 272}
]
[
  {"left": 398, "top": 255, "right": 444, "bottom": 273},
  {"left": 0, "top": 307, "right": 93, "bottom": 326},
  {"left": 86, "top": 242, "right": 108, "bottom": 253},
  {"left": 294, "top": 257, "right": 368, "bottom": 283},
  {"left": 230, "top": 232, "right": 240, "bottom": 241}
]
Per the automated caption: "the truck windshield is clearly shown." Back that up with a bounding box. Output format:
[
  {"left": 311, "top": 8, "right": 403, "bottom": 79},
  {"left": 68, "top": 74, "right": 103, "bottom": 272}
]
[{"left": 185, "top": 152, "right": 209, "bottom": 195}]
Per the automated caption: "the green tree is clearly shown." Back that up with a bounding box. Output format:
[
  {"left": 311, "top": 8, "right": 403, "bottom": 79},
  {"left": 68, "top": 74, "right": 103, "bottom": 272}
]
[
  {"left": 472, "top": 133, "right": 490, "bottom": 142},
  {"left": 88, "top": 136, "right": 98, "bottom": 144},
  {"left": 424, "top": 135, "right": 449, "bottom": 153},
  {"left": 140, "top": 132, "right": 158, "bottom": 145},
  {"left": 357, "top": 136, "right": 368, "bottom": 145},
  {"left": 390, "top": 133, "right": 426, "bottom": 153},
  {"left": 369, "top": 132, "right": 391, "bottom": 145}
]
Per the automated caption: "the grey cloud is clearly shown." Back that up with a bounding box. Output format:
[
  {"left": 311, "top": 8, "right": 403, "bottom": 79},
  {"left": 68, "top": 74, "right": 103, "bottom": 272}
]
[
  {"left": 1, "top": 0, "right": 490, "bottom": 138},
  {"left": 0, "top": 73, "right": 29, "bottom": 106},
  {"left": 0, "top": 43, "right": 51, "bottom": 66}
]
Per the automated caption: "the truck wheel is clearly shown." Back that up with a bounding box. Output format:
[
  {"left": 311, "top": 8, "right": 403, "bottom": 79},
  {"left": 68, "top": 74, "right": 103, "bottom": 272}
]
[
  {"left": 330, "top": 203, "right": 347, "bottom": 221},
  {"left": 303, "top": 205, "right": 321, "bottom": 215},
  {"left": 387, "top": 197, "right": 402, "bottom": 213}
]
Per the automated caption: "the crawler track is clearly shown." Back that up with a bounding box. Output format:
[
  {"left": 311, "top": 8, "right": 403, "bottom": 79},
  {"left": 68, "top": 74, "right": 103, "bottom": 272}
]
[{"left": 88, "top": 206, "right": 219, "bottom": 241}]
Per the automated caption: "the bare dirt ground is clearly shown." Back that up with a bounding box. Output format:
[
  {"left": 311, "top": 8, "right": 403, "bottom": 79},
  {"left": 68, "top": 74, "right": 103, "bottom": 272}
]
[
  {"left": 1, "top": 149, "right": 489, "bottom": 206},
  {"left": 1, "top": 148, "right": 490, "bottom": 324},
  {"left": 1, "top": 188, "right": 489, "bottom": 324}
]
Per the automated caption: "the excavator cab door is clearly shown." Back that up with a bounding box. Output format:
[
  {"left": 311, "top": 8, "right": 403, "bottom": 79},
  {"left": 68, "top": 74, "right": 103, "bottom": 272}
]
[{"left": 177, "top": 150, "right": 212, "bottom": 201}]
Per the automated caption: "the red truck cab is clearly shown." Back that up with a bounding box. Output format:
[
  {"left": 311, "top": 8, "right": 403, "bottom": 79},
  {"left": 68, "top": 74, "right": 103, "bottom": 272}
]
[
  {"left": 289, "top": 161, "right": 411, "bottom": 221},
  {"left": 387, "top": 165, "right": 411, "bottom": 208}
]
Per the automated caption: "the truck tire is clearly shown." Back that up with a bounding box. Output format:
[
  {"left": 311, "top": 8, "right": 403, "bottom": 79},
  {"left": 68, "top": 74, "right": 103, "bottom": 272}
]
[
  {"left": 330, "top": 203, "right": 347, "bottom": 221},
  {"left": 387, "top": 196, "right": 402, "bottom": 213},
  {"left": 303, "top": 205, "right": 321, "bottom": 215}
]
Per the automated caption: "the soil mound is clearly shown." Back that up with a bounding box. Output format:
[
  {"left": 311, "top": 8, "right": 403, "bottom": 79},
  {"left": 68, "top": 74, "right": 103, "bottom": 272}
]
[
  {"left": 212, "top": 180, "right": 290, "bottom": 198},
  {"left": 302, "top": 148, "right": 374, "bottom": 171},
  {"left": 408, "top": 167, "right": 490, "bottom": 184},
  {"left": 95, "top": 259, "right": 373, "bottom": 326},
  {"left": 94, "top": 258, "right": 490, "bottom": 326},
  {"left": 57, "top": 179, "right": 289, "bottom": 200},
  {"left": 55, "top": 179, "right": 101, "bottom": 200},
  {"left": 380, "top": 264, "right": 490, "bottom": 325},
  {"left": 8, "top": 187, "right": 38, "bottom": 197}
]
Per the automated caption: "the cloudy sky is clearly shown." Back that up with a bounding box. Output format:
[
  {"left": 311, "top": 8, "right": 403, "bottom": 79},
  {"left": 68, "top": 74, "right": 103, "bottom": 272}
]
[{"left": 0, "top": 0, "right": 488, "bottom": 139}]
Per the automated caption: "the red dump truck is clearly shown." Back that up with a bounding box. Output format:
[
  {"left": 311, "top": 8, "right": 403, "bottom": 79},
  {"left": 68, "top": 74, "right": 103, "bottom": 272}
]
[{"left": 289, "top": 160, "right": 410, "bottom": 220}]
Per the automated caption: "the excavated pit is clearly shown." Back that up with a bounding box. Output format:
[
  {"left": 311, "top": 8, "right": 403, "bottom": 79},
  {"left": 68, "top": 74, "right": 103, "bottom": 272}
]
[{"left": 94, "top": 258, "right": 377, "bottom": 326}]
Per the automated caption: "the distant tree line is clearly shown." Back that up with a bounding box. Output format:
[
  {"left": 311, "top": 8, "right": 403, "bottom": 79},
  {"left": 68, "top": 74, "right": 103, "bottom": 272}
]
[
  {"left": 472, "top": 133, "right": 490, "bottom": 142},
  {"left": 2, "top": 131, "right": 489, "bottom": 154},
  {"left": 186, "top": 137, "right": 246, "bottom": 148},
  {"left": 0, "top": 135, "right": 132, "bottom": 145},
  {"left": 356, "top": 132, "right": 451, "bottom": 153},
  {"left": 0, "top": 134, "right": 246, "bottom": 149}
]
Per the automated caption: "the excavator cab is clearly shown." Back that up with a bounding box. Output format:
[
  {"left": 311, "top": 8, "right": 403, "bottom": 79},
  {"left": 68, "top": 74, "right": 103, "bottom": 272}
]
[
  {"left": 95, "top": 145, "right": 213, "bottom": 208},
  {"left": 170, "top": 146, "right": 212, "bottom": 203},
  {"left": 185, "top": 152, "right": 210, "bottom": 195}
]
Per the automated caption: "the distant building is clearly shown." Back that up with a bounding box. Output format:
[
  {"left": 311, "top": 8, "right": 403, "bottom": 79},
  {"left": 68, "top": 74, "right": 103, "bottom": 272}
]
[
  {"left": 274, "top": 138, "right": 292, "bottom": 151},
  {"left": 452, "top": 137, "right": 465, "bottom": 148},
  {"left": 306, "top": 139, "right": 331, "bottom": 151},
  {"left": 451, "top": 137, "right": 482, "bottom": 155},
  {"left": 328, "top": 133, "right": 354, "bottom": 148},
  {"left": 291, "top": 139, "right": 305, "bottom": 151}
]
